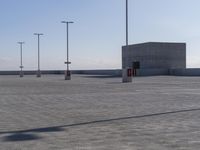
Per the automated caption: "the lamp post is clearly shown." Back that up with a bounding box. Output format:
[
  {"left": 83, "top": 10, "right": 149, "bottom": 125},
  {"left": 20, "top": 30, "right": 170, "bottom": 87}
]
[
  {"left": 126, "top": 0, "right": 129, "bottom": 46},
  {"left": 34, "top": 33, "right": 43, "bottom": 78},
  {"left": 18, "top": 42, "right": 25, "bottom": 77},
  {"left": 122, "top": 0, "right": 133, "bottom": 83},
  {"left": 61, "top": 21, "right": 74, "bottom": 80}
]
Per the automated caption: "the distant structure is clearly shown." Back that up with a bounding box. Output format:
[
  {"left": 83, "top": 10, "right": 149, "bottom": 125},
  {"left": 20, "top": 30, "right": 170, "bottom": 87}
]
[{"left": 122, "top": 42, "right": 186, "bottom": 70}]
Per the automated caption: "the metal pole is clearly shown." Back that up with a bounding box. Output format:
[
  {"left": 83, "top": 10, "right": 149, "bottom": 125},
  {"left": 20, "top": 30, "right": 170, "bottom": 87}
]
[
  {"left": 38, "top": 34, "right": 40, "bottom": 71},
  {"left": 123, "top": 0, "right": 132, "bottom": 83},
  {"left": 34, "top": 33, "right": 43, "bottom": 77},
  {"left": 126, "top": 0, "right": 128, "bottom": 46},
  {"left": 67, "top": 23, "right": 69, "bottom": 71},
  {"left": 20, "top": 43, "right": 23, "bottom": 72},
  {"left": 61, "top": 21, "right": 73, "bottom": 80},
  {"left": 18, "top": 42, "right": 24, "bottom": 77}
]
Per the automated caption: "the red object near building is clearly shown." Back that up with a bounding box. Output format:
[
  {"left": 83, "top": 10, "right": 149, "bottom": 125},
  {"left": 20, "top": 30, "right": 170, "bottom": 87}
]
[{"left": 127, "top": 69, "right": 132, "bottom": 77}]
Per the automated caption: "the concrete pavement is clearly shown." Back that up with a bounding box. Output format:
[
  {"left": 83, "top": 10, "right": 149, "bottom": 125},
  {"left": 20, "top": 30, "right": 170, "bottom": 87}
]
[{"left": 0, "top": 75, "right": 200, "bottom": 149}]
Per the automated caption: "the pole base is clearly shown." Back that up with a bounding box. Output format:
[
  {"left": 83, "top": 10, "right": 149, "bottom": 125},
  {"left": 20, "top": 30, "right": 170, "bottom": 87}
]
[
  {"left": 65, "top": 70, "right": 71, "bottom": 80},
  {"left": 19, "top": 71, "right": 24, "bottom": 78},
  {"left": 122, "top": 68, "right": 132, "bottom": 83},
  {"left": 36, "top": 70, "right": 41, "bottom": 78}
]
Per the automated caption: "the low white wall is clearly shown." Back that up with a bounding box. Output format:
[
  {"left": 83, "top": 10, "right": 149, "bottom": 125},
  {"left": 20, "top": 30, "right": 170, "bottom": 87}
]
[
  {"left": 0, "top": 70, "right": 122, "bottom": 76},
  {"left": 1, "top": 69, "right": 200, "bottom": 76},
  {"left": 74, "top": 69, "right": 122, "bottom": 76},
  {"left": 170, "top": 68, "right": 200, "bottom": 76},
  {"left": 0, "top": 70, "right": 64, "bottom": 75},
  {"left": 137, "top": 69, "right": 169, "bottom": 76},
  {"left": 137, "top": 68, "right": 200, "bottom": 76}
]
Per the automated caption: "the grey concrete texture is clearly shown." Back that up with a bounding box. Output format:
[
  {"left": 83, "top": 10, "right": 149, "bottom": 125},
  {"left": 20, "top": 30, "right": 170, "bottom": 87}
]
[
  {"left": 122, "top": 42, "right": 186, "bottom": 69},
  {"left": 1, "top": 75, "right": 200, "bottom": 149}
]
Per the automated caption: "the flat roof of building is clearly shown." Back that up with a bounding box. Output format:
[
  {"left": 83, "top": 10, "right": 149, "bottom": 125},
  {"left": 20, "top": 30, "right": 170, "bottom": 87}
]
[
  {"left": 0, "top": 75, "right": 199, "bottom": 149},
  {"left": 123, "top": 42, "right": 186, "bottom": 47}
]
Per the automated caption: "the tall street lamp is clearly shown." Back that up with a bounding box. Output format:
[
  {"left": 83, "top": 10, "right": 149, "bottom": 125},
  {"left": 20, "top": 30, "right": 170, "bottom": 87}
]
[
  {"left": 34, "top": 33, "right": 43, "bottom": 78},
  {"left": 18, "top": 42, "right": 25, "bottom": 77},
  {"left": 61, "top": 21, "right": 74, "bottom": 80},
  {"left": 126, "top": 0, "right": 129, "bottom": 46},
  {"left": 122, "top": 0, "right": 133, "bottom": 83}
]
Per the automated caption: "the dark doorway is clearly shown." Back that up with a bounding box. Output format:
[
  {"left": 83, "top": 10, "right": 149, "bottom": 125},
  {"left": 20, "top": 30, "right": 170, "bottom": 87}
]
[{"left": 132, "top": 61, "right": 140, "bottom": 76}]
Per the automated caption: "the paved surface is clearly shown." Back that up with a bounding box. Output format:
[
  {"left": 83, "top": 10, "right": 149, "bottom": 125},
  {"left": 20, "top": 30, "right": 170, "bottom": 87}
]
[{"left": 0, "top": 75, "right": 200, "bottom": 150}]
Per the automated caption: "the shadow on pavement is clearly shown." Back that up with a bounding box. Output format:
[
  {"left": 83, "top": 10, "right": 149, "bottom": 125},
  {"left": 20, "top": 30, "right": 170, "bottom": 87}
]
[
  {"left": 1, "top": 107, "right": 200, "bottom": 142},
  {"left": 2, "top": 133, "right": 42, "bottom": 142},
  {"left": 1, "top": 127, "right": 64, "bottom": 142}
]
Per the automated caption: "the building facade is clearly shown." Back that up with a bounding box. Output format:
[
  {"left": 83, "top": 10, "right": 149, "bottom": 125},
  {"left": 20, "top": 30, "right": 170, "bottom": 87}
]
[{"left": 122, "top": 42, "right": 186, "bottom": 70}]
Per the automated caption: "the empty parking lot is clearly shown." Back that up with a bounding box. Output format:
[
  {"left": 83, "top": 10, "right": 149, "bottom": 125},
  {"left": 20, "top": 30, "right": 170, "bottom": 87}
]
[{"left": 0, "top": 75, "right": 200, "bottom": 150}]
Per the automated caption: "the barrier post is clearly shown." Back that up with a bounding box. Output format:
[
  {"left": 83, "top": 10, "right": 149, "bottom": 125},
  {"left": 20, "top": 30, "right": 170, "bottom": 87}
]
[{"left": 122, "top": 67, "right": 132, "bottom": 83}]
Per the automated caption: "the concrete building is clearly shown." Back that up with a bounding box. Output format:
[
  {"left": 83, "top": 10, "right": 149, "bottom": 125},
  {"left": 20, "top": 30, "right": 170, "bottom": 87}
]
[{"left": 122, "top": 42, "right": 186, "bottom": 70}]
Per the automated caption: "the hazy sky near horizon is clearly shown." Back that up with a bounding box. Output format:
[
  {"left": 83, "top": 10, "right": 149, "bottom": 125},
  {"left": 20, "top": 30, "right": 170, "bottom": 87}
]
[{"left": 1, "top": 0, "right": 200, "bottom": 70}]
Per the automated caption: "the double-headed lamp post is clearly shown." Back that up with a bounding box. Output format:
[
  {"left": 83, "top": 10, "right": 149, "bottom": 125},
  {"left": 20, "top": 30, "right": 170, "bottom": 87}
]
[
  {"left": 61, "top": 21, "right": 74, "bottom": 80},
  {"left": 18, "top": 42, "right": 25, "bottom": 77},
  {"left": 34, "top": 33, "right": 43, "bottom": 78}
]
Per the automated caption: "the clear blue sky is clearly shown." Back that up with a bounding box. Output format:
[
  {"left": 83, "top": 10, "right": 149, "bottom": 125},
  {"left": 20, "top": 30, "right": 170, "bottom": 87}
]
[{"left": 0, "top": 0, "right": 200, "bottom": 70}]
